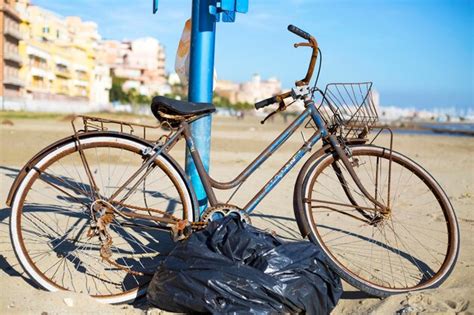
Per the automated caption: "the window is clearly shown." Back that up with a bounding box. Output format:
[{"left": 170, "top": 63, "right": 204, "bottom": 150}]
[
  {"left": 32, "top": 76, "right": 45, "bottom": 88},
  {"left": 29, "top": 56, "right": 47, "bottom": 69},
  {"left": 57, "top": 64, "right": 68, "bottom": 73}
]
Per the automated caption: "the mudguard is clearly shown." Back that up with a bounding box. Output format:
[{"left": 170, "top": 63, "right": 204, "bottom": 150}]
[{"left": 6, "top": 131, "right": 199, "bottom": 217}]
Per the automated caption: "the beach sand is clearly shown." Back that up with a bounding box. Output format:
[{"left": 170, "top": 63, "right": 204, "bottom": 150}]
[{"left": 1, "top": 115, "right": 473, "bottom": 314}]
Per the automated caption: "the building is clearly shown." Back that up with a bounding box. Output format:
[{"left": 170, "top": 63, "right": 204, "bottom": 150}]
[
  {"left": 237, "top": 74, "right": 281, "bottom": 104},
  {"left": 1, "top": 0, "right": 23, "bottom": 105},
  {"left": 215, "top": 74, "right": 282, "bottom": 105},
  {"left": 214, "top": 79, "right": 240, "bottom": 103},
  {"left": 17, "top": 2, "right": 72, "bottom": 100},
  {"left": 91, "top": 65, "right": 112, "bottom": 105},
  {"left": 99, "top": 37, "right": 169, "bottom": 97},
  {"left": 14, "top": 1, "right": 111, "bottom": 105}
]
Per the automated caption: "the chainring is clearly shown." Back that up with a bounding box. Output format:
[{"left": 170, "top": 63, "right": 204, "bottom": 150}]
[{"left": 201, "top": 204, "right": 252, "bottom": 225}]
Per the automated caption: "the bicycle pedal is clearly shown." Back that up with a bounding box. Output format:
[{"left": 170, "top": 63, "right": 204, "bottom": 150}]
[{"left": 171, "top": 220, "right": 192, "bottom": 242}]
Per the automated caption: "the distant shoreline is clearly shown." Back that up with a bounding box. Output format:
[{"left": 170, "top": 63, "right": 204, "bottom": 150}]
[{"left": 381, "top": 122, "right": 474, "bottom": 137}]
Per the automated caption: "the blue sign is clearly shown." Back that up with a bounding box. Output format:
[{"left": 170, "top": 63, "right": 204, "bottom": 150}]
[
  {"left": 154, "top": 0, "right": 249, "bottom": 22},
  {"left": 221, "top": 0, "right": 248, "bottom": 13}
]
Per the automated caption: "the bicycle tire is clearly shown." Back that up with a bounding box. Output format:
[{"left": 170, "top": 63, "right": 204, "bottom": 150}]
[
  {"left": 9, "top": 132, "right": 197, "bottom": 304},
  {"left": 294, "top": 145, "right": 459, "bottom": 297}
]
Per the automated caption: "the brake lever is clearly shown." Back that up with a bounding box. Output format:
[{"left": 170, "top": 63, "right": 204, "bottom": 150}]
[
  {"left": 260, "top": 102, "right": 287, "bottom": 125},
  {"left": 260, "top": 110, "right": 278, "bottom": 125},
  {"left": 294, "top": 42, "right": 312, "bottom": 48}
]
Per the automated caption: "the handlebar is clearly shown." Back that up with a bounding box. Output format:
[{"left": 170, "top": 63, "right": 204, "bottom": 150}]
[
  {"left": 287, "top": 24, "right": 319, "bottom": 87},
  {"left": 254, "top": 91, "right": 292, "bottom": 110},
  {"left": 255, "top": 95, "right": 278, "bottom": 110},
  {"left": 254, "top": 25, "right": 319, "bottom": 110},
  {"left": 287, "top": 24, "right": 311, "bottom": 41}
]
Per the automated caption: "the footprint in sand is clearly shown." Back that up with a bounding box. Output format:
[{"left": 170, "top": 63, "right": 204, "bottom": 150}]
[
  {"left": 398, "top": 292, "right": 470, "bottom": 313},
  {"left": 458, "top": 217, "right": 474, "bottom": 224},
  {"left": 443, "top": 298, "right": 469, "bottom": 312}
]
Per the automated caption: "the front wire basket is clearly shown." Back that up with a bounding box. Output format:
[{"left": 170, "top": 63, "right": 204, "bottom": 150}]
[{"left": 315, "top": 82, "right": 379, "bottom": 139}]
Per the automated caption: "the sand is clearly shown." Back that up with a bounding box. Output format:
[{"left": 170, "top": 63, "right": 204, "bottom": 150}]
[{"left": 0, "top": 115, "right": 473, "bottom": 314}]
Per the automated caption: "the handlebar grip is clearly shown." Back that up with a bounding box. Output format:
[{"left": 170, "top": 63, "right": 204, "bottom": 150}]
[
  {"left": 255, "top": 96, "right": 277, "bottom": 109},
  {"left": 288, "top": 24, "right": 311, "bottom": 40}
]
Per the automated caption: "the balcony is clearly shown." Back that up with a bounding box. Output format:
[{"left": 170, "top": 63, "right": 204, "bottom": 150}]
[
  {"left": 55, "top": 68, "right": 71, "bottom": 78},
  {"left": 73, "top": 79, "right": 89, "bottom": 87},
  {"left": 74, "top": 68, "right": 89, "bottom": 81},
  {"left": 76, "top": 75, "right": 89, "bottom": 81},
  {"left": 26, "top": 46, "right": 50, "bottom": 60},
  {"left": 3, "top": 51, "right": 22, "bottom": 65},
  {"left": 3, "top": 76, "right": 24, "bottom": 87},
  {"left": 30, "top": 67, "right": 53, "bottom": 80},
  {"left": 4, "top": 27, "right": 22, "bottom": 41}
]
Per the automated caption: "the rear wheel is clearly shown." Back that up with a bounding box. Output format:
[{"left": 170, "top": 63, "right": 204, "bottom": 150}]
[
  {"left": 295, "top": 145, "right": 459, "bottom": 297},
  {"left": 9, "top": 134, "right": 196, "bottom": 303}
]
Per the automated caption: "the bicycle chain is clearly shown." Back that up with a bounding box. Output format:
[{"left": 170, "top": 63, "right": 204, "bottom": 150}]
[
  {"left": 111, "top": 201, "right": 178, "bottom": 221},
  {"left": 112, "top": 201, "right": 208, "bottom": 230},
  {"left": 93, "top": 201, "right": 208, "bottom": 275},
  {"left": 201, "top": 204, "right": 251, "bottom": 225}
]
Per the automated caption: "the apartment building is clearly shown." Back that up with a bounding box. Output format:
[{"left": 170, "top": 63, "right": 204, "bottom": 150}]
[
  {"left": 237, "top": 74, "right": 281, "bottom": 104},
  {"left": 15, "top": 1, "right": 111, "bottom": 104},
  {"left": 215, "top": 74, "right": 282, "bottom": 105},
  {"left": 1, "top": 0, "right": 23, "bottom": 104},
  {"left": 99, "top": 37, "right": 168, "bottom": 97},
  {"left": 214, "top": 79, "right": 240, "bottom": 104}
]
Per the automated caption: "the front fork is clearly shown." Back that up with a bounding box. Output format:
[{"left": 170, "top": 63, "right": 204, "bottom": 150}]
[
  {"left": 306, "top": 97, "right": 390, "bottom": 217},
  {"left": 327, "top": 134, "right": 390, "bottom": 216}
]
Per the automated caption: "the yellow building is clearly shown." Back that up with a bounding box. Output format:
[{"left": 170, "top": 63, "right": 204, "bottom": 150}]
[
  {"left": 1, "top": 0, "right": 23, "bottom": 104},
  {"left": 15, "top": 1, "right": 110, "bottom": 104}
]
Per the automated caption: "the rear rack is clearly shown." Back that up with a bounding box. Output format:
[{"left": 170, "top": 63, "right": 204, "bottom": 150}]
[{"left": 71, "top": 115, "right": 174, "bottom": 142}]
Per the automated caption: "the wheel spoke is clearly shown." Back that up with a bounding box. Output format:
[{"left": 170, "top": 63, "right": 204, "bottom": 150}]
[
  {"left": 304, "top": 146, "right": 456, "bottom": 293},
  {"left": 12, "top": 136, "right": 192, "bottom": 300}
]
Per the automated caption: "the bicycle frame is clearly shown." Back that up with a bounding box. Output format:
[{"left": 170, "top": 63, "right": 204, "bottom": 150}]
[
  {"left": 186, "top": 101, "right": 328, "bottom": 213},
  {"left": 105, "top": 100, "right": 326, "bottom": 216},
  {"left": 105, "top": 97, "right": 388, "bottom": 220}
]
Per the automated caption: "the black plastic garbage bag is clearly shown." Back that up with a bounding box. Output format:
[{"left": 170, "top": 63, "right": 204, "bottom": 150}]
[{"left": 147, "top": 217, "right": 342, "bottom": 314}]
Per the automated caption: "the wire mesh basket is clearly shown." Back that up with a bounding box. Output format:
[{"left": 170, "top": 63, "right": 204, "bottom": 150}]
[{"left": 316, "top": 82, "right": 379, "bottom": 138}]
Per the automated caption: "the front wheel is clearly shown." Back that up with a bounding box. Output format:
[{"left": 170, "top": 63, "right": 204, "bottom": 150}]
[
  {"left": 294, "top": 145, "right": 459, "bottom": 297},
  {"left": 9, "top": 133, "right": 197, "bottom": 303}
]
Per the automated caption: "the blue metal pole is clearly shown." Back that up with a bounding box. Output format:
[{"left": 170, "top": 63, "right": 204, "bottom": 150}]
[{"left": 185, "top": 0, "right": 216, "bottom": 213}]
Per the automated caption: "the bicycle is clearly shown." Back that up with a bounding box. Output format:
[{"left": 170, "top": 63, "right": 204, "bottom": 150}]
[{"left": 6, "top": 25, "right": 459, "bottom": 304}]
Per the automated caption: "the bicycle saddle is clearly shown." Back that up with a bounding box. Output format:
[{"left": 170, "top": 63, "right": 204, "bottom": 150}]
[{"left": 151, "top": 96, "right": 215, "bottom": 122}]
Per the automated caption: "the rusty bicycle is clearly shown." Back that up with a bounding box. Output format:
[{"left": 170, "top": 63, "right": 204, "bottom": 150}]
[{"left": 7, "top": 25, "right": 459, "bottom": 303}]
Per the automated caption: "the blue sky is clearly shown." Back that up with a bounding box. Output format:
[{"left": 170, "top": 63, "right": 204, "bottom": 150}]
[{"left": 33, "top": 0, "right": 473, "bottom": 110}]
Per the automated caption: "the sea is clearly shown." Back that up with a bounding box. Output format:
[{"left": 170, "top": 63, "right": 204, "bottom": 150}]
[{"left": 395, "top": 123, "right": 474, "bottom": 137}]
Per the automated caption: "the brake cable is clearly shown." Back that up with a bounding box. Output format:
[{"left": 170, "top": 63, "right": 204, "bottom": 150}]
[
  {"left": 311, "top": 48, "right": 323, "bottom": 99},
  {"left": 260, "top": 98, "right": 298, "bottom": 124}
]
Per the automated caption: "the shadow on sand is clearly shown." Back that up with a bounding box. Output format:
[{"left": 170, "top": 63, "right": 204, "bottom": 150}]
[{"left": 0, "top": 165, "right": 390, "bottom": 305}]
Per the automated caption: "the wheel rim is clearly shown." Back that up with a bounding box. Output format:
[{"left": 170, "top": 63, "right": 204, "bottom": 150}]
[
  {"left": 11, "top": 136, "right": 193, "bottom": 301},
  {"left": 304, "top": 146, "right": 458, "bottom": 292}
]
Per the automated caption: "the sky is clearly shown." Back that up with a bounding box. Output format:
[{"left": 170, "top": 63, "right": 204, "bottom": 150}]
[{"left": 33, "top": 0, "right": 473, "bottom": 111}]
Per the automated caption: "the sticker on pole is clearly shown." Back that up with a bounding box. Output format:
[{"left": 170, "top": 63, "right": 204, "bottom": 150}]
[
  {"left": 175, "top": 19, "right": 192, "bottom": 86},
  {"left": 175, "top": 19, "right": 216, "bottom": 88}
]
